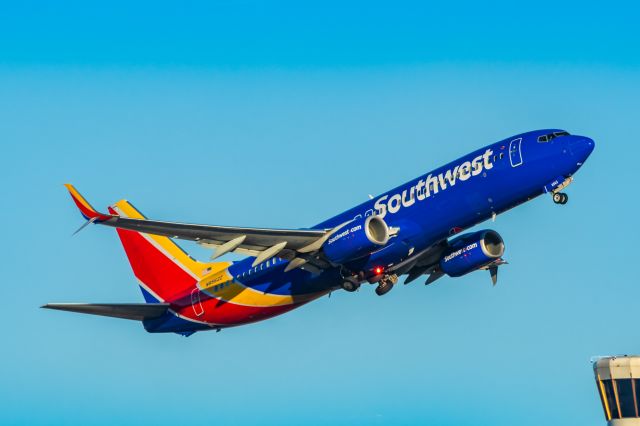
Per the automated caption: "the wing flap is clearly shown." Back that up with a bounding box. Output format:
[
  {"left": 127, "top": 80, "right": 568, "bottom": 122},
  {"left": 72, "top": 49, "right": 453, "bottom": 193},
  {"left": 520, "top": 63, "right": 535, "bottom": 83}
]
[{"left": 42, "top": 303, "right": 170, "bottom": 321}]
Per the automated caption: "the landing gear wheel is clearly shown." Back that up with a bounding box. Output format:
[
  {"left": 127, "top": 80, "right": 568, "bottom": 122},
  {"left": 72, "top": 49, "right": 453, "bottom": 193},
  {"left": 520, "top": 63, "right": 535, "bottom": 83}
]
[
  {"left": 553, "top": 192, "right": 568, "bottom": 204},
  {"left": 375, "top": 281, "right": 394, "bottom": 296},
  {"left": 341, "top": 280, "right": 360, "bottom": 292},
  {"left": 553, "top": 192, "right": 563, "bottom": 204}
]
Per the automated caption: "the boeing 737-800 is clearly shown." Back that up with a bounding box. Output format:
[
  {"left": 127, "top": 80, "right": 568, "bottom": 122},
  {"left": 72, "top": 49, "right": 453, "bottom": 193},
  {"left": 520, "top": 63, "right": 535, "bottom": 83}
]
[{"left": 44, "top": 129, "right": 595, "bottom": 335}]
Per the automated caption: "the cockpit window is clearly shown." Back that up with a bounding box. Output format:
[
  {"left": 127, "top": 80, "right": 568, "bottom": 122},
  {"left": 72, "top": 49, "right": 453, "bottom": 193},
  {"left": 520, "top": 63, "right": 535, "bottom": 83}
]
[{"left": 538, "top": 131, "right": 570, "bottom": 143}]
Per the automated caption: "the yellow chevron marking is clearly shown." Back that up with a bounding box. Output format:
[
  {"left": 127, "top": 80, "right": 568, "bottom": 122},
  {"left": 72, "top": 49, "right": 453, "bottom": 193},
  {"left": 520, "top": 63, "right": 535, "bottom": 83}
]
[
  {"left": 200, "top": 276, "right": 327, "bottom": 307},
  {"left": 112, "top": 199, "right": 327, "bottom": 308},
  {"left": 112, "top": 199, "right": 231, "bottom": 277}
]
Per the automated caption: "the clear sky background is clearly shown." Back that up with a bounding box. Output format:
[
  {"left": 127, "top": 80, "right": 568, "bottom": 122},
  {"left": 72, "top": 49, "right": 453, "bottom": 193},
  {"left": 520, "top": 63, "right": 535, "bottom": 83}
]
[{"left": 1, "top": 1, "right": 638, "bottom": 425}]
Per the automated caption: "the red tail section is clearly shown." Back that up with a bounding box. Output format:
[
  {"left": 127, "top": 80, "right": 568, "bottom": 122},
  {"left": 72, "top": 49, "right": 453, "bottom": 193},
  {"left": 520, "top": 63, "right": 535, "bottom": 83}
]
[{"left": 108, "top": 200, "right": 227, "bottom": 302}]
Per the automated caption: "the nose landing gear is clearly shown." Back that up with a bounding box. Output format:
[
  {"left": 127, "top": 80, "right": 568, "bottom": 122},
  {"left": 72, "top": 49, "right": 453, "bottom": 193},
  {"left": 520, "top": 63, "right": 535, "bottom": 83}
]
[
  {"left": 553, "top": 192, "right": 568, "bottom": 205},
  {"left": 548, "top": 176, "right": 572, "bottom": 205}
]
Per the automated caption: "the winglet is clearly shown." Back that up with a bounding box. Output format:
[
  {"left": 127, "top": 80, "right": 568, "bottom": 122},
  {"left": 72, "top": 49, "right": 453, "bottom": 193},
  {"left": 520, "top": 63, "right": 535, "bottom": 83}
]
[{"left": 64, "top": 184, "right": 113, "bottom": 222}]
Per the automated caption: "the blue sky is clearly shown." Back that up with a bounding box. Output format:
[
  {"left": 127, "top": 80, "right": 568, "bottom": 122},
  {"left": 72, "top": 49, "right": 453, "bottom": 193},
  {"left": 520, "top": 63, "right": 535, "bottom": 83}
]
[{"left": 1, "top": 2, "right": 638, "bottom": 425}]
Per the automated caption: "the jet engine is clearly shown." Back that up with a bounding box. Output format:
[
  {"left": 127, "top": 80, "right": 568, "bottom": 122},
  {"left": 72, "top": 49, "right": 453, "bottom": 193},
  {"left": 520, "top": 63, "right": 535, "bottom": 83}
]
[
  {"left": 323, "top": 216, "right": 390, "bottom": 264},
  {"left": 439, "top": 230, "right": 504, "bottom": 277}
]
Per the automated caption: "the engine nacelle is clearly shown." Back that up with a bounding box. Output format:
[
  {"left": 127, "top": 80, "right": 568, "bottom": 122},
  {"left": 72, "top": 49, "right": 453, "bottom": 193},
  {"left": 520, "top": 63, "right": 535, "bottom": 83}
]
[
  {"left": 439, "top": 230, "right": 505, "bottom": 277},
  {"left": 323, "top": 216, "right": 390, "bottom": 264}
]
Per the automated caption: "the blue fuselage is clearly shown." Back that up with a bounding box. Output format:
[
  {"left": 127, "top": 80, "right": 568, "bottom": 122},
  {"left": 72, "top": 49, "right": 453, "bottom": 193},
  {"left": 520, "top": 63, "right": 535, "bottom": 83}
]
[{"left": 227, "top": 129, "right": 595, "bottom": 298}]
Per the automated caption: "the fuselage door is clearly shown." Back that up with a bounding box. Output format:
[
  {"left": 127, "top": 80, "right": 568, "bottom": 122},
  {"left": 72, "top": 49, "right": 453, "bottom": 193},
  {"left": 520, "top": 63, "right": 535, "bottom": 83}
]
[
  {"left": 509, "top": 138, "right": 523, "bottom": 167},
  {"left": 191, "top": 288, "right": 204, "bottom": 317}
]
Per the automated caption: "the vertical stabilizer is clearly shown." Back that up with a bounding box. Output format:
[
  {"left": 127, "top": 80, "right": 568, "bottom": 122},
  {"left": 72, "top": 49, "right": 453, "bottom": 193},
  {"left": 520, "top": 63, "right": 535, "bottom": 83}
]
[{"left": 108, "top": 200, "right": 228, "bottom": 303}]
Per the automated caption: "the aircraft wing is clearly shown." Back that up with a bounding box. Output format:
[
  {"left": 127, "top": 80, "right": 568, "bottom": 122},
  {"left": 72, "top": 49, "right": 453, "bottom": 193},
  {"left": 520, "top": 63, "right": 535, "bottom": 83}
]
[{"left": 65, "top": 184, "right": 337, "bottom": 271}]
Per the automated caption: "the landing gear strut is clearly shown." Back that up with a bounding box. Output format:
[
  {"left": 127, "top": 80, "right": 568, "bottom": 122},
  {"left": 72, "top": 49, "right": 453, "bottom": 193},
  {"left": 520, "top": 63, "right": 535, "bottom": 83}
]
[{"left": 553, "top": 192, "right": 568, "bottom": 205}]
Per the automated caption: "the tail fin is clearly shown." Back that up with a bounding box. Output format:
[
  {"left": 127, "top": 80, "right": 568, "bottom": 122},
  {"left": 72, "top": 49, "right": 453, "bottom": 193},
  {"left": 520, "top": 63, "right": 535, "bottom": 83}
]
[{"left": 108, "top": 200, "right": 227, "bottom": 303}]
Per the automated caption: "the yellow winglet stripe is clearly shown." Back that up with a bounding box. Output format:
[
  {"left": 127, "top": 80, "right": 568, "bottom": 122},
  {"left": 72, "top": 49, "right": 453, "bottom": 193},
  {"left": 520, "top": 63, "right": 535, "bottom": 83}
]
[
  {"left": 64, "top": 184, "right": 94, "bottom": 211},
  {"left": 64, "top": 184, "right": 112, "bottom": 221}
]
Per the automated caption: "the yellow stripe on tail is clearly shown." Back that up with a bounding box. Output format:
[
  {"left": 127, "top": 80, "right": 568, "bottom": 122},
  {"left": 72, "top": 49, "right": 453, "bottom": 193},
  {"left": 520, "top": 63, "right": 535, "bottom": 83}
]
[{"left": 111, "top": 199, "right": 231, "bottom": 280}]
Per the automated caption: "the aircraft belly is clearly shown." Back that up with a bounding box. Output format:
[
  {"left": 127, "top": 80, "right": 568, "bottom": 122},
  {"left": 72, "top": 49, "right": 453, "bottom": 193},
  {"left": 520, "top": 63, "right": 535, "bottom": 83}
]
[
  {"left": 169, "top": 275, "right": 332, "bottom": 327},
  {"left": 176, "top": 299, "right": 307, "bottom": 326}
]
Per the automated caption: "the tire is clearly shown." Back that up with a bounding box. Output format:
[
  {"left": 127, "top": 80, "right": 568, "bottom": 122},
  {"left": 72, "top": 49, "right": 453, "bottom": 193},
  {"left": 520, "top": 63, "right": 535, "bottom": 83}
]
[
  {"left": 375, "top": 281, "right": 393, "bottom": 296},
  {"left": 561, "top": 193, "right": 569, "bottom": 204},
  {"left": 341, "top": 280, "right": 359, "bottom": 292},
  {"left": 553, "top": 193, "right": 563, "bottom": 204}
]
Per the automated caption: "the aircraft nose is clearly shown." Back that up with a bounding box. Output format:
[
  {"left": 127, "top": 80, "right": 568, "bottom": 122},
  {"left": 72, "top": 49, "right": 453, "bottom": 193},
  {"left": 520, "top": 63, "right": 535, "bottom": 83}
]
[{"left": 568, "top": 136, "right": 595, "bottom": 163}]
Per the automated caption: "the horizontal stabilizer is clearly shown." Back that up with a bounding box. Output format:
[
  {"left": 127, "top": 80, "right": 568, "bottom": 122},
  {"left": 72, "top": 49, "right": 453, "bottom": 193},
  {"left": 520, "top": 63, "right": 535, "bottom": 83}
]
[{"left": 42, "top": 303, "right": 170, "bottom": 321}]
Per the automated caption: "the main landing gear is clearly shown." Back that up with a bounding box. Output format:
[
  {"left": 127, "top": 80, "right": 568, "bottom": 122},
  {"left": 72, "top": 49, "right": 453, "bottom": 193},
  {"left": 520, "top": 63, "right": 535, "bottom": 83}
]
[
  {"left": 341, "top": 277, "right": 360, "bottom": 292},
  {"left": 340, "top": 272, "right": 398, "bottom": 296},
  {"left": 553, "top": 192, "right": 568, "bottom": 205},
  {"left": 375, "top": 274, "right": 398, "bottom": 296}
]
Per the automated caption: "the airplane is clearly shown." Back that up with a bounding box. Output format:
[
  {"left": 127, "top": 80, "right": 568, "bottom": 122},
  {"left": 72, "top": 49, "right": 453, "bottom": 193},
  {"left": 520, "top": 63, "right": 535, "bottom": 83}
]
[{"left": 44, "top": 129, "right": 595, "bottom": 336}]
